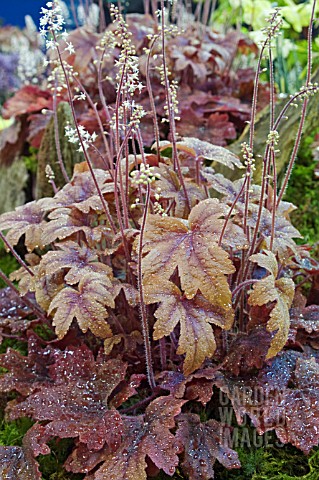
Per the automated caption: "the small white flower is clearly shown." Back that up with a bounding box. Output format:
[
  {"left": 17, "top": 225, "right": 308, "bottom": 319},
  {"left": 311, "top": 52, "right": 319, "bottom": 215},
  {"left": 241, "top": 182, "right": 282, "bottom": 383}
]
[
  {"left": 64, "top": 42, "right": 75, "bottom": 54},
  {"left": 39, "top": 27, "right": 47, "bottom": 37},
  {"left": 61, "top": 30, "right": 69, "bottom": 40},
  {"left": 46, "top": 39, "right": 57, "bottom": 50},
  {"left": 136, "top": 82, "right": 144, "bottom": 93}
]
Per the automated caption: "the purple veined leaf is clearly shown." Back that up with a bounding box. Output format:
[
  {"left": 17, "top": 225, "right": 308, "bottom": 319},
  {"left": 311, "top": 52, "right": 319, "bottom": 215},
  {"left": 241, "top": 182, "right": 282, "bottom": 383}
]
[
  {"left": 48, "top": 273, "right": 116, "bottom": 339},
  {"left": 151, "top": 162, "right": 206, "bottom": 218},
  {"left": 38, "top": 241, "right": 112, "bottom": 285},
  {"left": 0, "top": 201, "right": 45, "bottom": 252},
  {"left": 157, "top": 136, "right": 242, "bottom": 168},
  {"left": 40, "top": 169, "right": 114, "bottom": 213},
  {"left": 141, "top": 198, "right": 245, "bottom": 311}
]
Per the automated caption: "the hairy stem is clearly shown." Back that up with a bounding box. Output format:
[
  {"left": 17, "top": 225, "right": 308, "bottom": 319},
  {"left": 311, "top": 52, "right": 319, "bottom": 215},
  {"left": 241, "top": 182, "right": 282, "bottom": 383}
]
[{"left": 53, "top": 75, "right": 70, "bottom": 183}]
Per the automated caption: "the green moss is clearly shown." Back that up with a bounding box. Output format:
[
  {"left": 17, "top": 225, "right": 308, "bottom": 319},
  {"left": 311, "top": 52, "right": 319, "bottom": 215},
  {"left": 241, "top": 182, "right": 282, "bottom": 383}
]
[
  {"left": 33, "top": 324, "right": 56, "bottom": 341},
  {"left": 0, "top": 418, "right": 84, "bottom": 479},
  {"left": 38, "top": 438, "right": 84, "bottom": 480},
  {"left": 0, "top": 336, "right": 28, "bottom": 355},
  {"left": 22, "top": 146, "right": 38, "bottom": 174},
  {"left": 0, "top": 239, "right": 19, "bottom": 289},
  {"left": 250, "top": 446, "right": 319, "bottom": 480},
  {"left": 0, "top": 418, "right": 34, "bottom": 446}
]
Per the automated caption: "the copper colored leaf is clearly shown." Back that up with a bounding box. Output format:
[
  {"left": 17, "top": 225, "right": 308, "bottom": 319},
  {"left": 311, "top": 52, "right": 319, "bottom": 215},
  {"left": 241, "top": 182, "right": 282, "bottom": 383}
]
[
  {"left": 48, "top": 273, "right": 115, "bottom": 339},
  {"left": 249, "top": 250, "right": 278, "bottom": 277},
  {"left": 144, "top": 279, "right": 233, "bottom": 375},
  {"left": 0, "top": 201, "right": 45, "bottom": 252},
  {"left": 94, "top": 396, "right": 185, "bottom": 480},
  {"left": 41, "top": 207, "right": 100, "bottom": 245},
  {"left": 161, "top": 136, "right": 241, "bottom": 168},
  {"left": 34, "top": 267, "right": 65, "bottom": 312},
  {"left": 176, "top": 413, "right": 240, "bottom": 480},
  {"left": 142, "top": 199, "right": 238, "bottom": 309},
  {"left": 249, "top": 251, "right": 295, "bottom": 358},
  {"left": 41, "top": 169, "right": 113, "bottom": 212},
  {"left": 39, "top": 241, "right": 112, "bottom": 285},
  {"left": 153, "top": 162, "right": 206, "bottom": 218}
]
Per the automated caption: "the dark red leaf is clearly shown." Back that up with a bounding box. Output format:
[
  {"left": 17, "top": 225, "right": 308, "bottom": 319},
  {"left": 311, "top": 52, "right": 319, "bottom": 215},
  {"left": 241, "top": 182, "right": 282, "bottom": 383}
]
[
  {"left": 64, "top": 442, "right": 108, "bottom": 474},
  {"left": 65, "top": 28, "right": 100, "bottom": 73},
  {"left": 176, "top": 413, "right": 240, "bottom": 480},
  {"left": 2, "top": 86, "right": 53, "bottom": 118},
  {"left": 27, "top": 112, "right": 52, "bottom": 148},
  {"left": 0, "top": 336, "right": 54, "bottom": 396},
  {"left": 0, "top": 287, "right": 35, "bottom": 337},
  {"left": 0, "top": 423, "right": 51, "bottom": 478},
  {"left": 176, "top": 108, "right": 236, "bottom": 146},
  {"left": 223, "top": 328, "right": 272, "bottom": 375},
  {"left": 94, "top": 396, "right": 185, "bottom": 480},
  {"left": 290, "top": 305, "right": 319, "bottom": 334},
  {"left": 216, "top": 350, "right": 319, "bottom": 453},
  {"left": 110, "top": 373, "right": 146, "bottom": 408},
  {"left": 8, "top": 347, "right": 126, "bottom": 450}
]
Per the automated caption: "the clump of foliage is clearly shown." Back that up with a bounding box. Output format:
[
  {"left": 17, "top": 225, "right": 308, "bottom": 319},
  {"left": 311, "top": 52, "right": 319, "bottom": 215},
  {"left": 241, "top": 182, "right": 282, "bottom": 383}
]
[{"left": 0, "top": 1, "right": 319, "bottom": 479}]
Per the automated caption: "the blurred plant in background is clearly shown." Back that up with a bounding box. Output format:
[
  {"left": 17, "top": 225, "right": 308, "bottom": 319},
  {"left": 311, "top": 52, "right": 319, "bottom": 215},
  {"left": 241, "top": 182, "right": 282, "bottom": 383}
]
[{"left": 209, "top": 0, "right": 319, "bottom": 93}]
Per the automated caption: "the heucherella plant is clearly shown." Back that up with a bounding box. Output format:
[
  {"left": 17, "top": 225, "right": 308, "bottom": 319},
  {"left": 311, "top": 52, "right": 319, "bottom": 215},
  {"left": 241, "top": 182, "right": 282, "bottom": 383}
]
[{"left": 0, "top": 1, "right": 319, "bottom": 479}]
